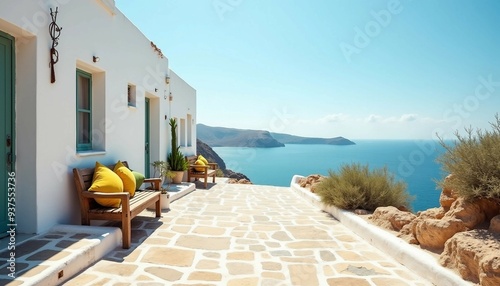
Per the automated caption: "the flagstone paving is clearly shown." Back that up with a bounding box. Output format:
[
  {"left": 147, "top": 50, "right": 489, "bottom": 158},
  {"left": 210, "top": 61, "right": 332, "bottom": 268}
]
[{"left": 64, "top": 183, "right": 433, "bottom": 285}]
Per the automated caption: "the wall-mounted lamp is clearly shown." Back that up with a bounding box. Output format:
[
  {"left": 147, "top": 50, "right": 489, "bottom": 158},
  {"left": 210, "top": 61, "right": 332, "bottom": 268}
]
[
  {"left": 155, "top": 88, "right": 158, "bottom": 92},
  {"left": 93, "top": 56, "right": 100, "bottom": 63},
  {"left": 165, "top": 76, "right": 170, "bottom": 84},
  {"left": 164, "top": 91, "right": 167, "bottom": 100},
  {"left": 169, "top": 92, "right": 173, "bottom": 101}
]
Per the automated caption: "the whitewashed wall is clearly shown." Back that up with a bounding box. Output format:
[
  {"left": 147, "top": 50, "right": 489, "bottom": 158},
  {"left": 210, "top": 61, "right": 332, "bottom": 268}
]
[
  {"left": 0, "top": 0, "right": 196, "bottom": 234},
  {"left": 169, "top": 70, "right": 197, "bottom": 156}
]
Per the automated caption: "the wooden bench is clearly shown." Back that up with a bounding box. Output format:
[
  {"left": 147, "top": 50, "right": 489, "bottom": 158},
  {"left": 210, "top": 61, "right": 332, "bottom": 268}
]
[
  {"left": 72, "top": 161, "right": 161, "bottom": 249},
  {"left": 186, "top": 155, "right": 218, "bottom": 189}
]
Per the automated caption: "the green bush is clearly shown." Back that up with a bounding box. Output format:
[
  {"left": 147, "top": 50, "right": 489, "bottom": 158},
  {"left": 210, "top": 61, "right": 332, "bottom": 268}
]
[
  {"left": 315, "top": 163, "right": 412, "bottom": 211},
  {"left": 437, "top": 114, "right": 500, "bottom": 200}
]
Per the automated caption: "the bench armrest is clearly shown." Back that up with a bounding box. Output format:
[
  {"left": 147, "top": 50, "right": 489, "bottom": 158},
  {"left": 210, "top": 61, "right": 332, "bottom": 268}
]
[
  {"left": 207, "top": 163, "right": 218, "bottom": 169},
  {"left": 144, "top": 178, "right": 162, "bottom": 190}
]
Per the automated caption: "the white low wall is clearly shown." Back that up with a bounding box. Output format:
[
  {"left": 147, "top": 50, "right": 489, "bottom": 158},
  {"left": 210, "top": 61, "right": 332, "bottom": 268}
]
[{"left": 290, "top": 175, "right": 470, "bottom": 286}]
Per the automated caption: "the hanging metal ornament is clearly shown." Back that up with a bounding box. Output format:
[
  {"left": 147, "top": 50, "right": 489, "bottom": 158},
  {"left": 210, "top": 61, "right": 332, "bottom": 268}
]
[{"left": 49, "top": 7, "right": 62, "bottom": 83}]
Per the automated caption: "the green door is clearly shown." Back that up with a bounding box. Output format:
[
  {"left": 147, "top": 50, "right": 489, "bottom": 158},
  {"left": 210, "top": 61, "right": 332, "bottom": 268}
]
[
  {"left": 144, "top": 98, "right": 150, "bottom": 177},
  {"left": 0, "top": 31, "right": 14, "bottom": 237}
]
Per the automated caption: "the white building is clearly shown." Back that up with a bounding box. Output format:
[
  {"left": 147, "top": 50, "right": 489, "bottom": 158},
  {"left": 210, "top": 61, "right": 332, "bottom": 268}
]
[{"left": 0, "top": 0, "right": 197, "bottom": 236}]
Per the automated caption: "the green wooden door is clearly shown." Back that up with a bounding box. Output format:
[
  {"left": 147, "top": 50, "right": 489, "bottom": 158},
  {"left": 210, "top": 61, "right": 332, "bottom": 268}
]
[
  {"left": 0, "top": 32, "right": 14, "bottom": 236},
  {"left": 144, "top": 98, "right": 150, "bottom": 177}
]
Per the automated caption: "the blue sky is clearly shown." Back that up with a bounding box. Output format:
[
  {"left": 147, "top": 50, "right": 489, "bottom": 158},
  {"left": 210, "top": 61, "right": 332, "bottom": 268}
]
[{"left": 115, "top": 0, "right": 500, "bottom": 139}]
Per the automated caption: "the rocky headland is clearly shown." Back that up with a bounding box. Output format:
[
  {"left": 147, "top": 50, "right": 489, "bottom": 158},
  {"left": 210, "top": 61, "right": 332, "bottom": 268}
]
[{"left": 197, "top": 124, "right": 354, "bottom": 148}]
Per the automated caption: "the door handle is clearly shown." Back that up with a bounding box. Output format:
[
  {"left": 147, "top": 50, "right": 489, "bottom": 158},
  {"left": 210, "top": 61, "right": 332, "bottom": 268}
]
[
  {"left": 145, "top": 143, "right": 149, "bottom": 153},
  {"left": 6, "top": 152, "right": 12, "bottom": 167}
]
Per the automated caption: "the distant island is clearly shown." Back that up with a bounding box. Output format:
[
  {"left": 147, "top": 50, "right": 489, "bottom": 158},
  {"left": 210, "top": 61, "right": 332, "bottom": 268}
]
[{"left": 197, "top": 124, "right": 355, "bottom": 148}]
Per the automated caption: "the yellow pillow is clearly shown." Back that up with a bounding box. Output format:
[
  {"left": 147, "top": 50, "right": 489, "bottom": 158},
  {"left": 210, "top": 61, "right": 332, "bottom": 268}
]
[
  {"left": 194, "top": 159, "right": 206, "bottom": 172},
  {"left": 114, "top": 161, "right": 136, "bottom": 197},
  {"left": 88, "top": 162, "right": 123, "bottom": 207},
  {"left": 198, "top": 155, "right": 209, "bottom": 165}
]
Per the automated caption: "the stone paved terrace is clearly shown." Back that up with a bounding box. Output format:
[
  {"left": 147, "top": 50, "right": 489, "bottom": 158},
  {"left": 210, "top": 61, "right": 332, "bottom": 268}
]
[{"left": 63, "top": 183, "right": 433, "bottom": 286}]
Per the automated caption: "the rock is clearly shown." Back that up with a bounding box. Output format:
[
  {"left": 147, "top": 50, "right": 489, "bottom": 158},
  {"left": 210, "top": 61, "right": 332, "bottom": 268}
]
[
  {"left": 227, "top": 178, "right": 252, "bottom": 184},
  {"left": 354, "top": 209, "right": 370, "bottom": 215},
  {"left": 398, "top": 207, "right": 446, "bottom": 244},
  {"left": 298, "top": 175, "right": 324, "bottom": 193},
  {"left": 398, "top": 224, "right": 418, "bottom": 244},
  {"left": 369, "top": 206, "right": 416, "bottom": 231},
  {"left": 224, "top": 169, "right": 252, "bottom": 183},
  {"left": 237, "top": 179, "right": 252, "bottom": 184},
  {"left": 414, "top": 218, "right": 467, "bottom": 250},
  {"left": 476, "top": 198, "right": 500, "bottom": 221},
  {"left": 416, "top": 207, "right": 446, "bottom": 220},
  {"left": 440, "top": 174, "right": 458, "bottom": 210},
  {"left": 490, "top": 215, "right": 500, "bottom": 233},
  {"left": 444, "top": 197, "right": 486, "bottom": 229},
  {"left": 440, "top": 230, "right": 500, "bottom": 285}
]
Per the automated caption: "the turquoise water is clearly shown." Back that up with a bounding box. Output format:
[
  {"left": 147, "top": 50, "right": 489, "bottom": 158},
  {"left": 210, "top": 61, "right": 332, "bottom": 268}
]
[{"left": 214, "top": 140, "right": 448, "bottom": 212}]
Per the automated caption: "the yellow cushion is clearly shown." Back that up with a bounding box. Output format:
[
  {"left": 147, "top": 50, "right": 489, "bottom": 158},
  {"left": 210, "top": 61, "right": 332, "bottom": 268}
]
[
  {"left": 114, "top": 161, "right": 136, "bottom": 197},
  {"left": 194, "top": 159, "right": 206, "bottom": 172},
  {"left": 88, "top": 162, "right": 123, "bottom": 207},
  {"left": 198, "top": 155, "right": 209, "bottom": 165}
]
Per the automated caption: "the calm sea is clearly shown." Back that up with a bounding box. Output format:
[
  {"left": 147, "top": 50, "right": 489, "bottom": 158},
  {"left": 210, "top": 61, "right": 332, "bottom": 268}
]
[{"left": 213, "top": 140, "right": 449, "bottom": 212}]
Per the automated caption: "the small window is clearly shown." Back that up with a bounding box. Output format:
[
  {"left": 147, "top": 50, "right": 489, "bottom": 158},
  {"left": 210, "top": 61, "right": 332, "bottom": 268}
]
[
  {"left": 128, "top": 84, "right": 136, "bottom": 107},
  {"left": 76, "top": 69, "right": 92, "bottom": 151}
]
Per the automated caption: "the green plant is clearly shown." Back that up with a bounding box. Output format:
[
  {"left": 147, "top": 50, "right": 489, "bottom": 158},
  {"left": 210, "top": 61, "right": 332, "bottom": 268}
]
[
  {"left": 167, "top": 118, "right": 189, "bottom": 171},
  {"left": 151, "top": 161, "right": 171, "bottom": 194},
  {"left": 152, "top": 161, "right": 168, "bottom": 179},
  {"left": 315, "top": 163, "right": 412, "bottom": 211},
  {"left": 436, "top": 114, "right": 500, "bottom": 200},
  {"left": 215, "top": 169, "right": 224, "bottom": 177}
]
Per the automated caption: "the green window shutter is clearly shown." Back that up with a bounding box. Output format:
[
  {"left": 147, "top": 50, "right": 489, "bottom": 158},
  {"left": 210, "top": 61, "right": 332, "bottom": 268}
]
[{"left": 76, "top": 69, "right": 92, "bottom": 151}]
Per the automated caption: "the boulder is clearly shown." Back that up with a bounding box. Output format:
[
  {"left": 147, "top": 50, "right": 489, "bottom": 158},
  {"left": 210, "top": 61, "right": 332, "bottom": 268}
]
[
  {"left": 414, "top": 218, "right": 467, "bottom": 250},
  {"left": 489, "top": 215, "right": 500, "bottom": 234},
  {"left": 227, "top": 178, "right": 252, "bottom": 184},
  {"left": 440, "top": 230, "right": 500, "bottom": 285},
  {"left": 398, "top": 207, "right": 445, "bottom": 244},
  {"left": 369, "top": 206, "right": 416, "bottom": 231},
  {"left": 440, "top": 174, "right": 458, "bottom": 210},
  {"left": 298, "top": 174, "right": 324, "bottom": 193},
  {"left": 416, "top": 207, "right": 446, "bottom": 220},
  {"left": 444, "top": 197, "right": 486, "bottom": 229}
]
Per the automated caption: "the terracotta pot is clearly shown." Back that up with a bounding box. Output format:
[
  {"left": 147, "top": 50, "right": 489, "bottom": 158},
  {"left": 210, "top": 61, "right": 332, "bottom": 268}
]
[{"left": 172, "top": 171, "right": 184, "bottom": 184}]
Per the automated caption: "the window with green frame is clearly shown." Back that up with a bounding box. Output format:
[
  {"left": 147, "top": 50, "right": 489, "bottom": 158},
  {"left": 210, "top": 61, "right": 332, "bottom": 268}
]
[{"left": 76, "top": 69, "right": 92, "bottom": 151}]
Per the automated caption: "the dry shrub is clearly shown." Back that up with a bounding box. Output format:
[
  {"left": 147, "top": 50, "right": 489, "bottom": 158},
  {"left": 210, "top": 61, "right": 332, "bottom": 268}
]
[
  {"left": 315, "top": 163, "right": 412, "bottom": 211},
  {"left": 437, "top": 114, "right": 500, "bottom": 200}
]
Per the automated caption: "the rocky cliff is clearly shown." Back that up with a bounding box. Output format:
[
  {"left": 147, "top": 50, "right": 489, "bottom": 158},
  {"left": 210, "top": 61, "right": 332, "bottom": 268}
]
[{"left": 196, "top": 139, "right": 251, "bottom": 182}]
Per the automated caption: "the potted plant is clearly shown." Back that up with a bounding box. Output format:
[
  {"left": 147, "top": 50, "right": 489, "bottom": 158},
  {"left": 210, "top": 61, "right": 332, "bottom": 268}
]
[
  {"left": 167, "top": 118, "right": 188, "bottom": 183},
  {"left": 151, "top": 160, "right": 171, "bottom": 210}
]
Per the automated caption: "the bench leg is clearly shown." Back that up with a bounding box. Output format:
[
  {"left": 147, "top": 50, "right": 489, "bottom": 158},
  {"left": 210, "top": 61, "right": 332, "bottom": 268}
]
[
  {"left": 121, "top": 204, "right": 131, "bottom": 249},
  {"left": 155, "top": 198, "right": 161, "bottom": 217}
]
